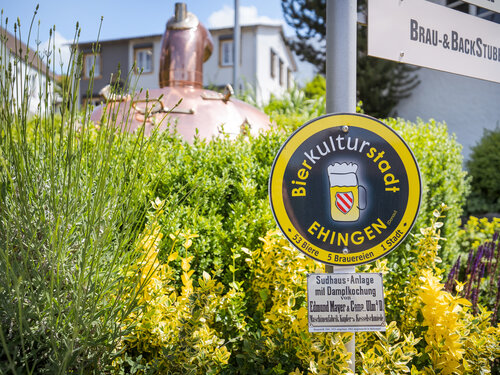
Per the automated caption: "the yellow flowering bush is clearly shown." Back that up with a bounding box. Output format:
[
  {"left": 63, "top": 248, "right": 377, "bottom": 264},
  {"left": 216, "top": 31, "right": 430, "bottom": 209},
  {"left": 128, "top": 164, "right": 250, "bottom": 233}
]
[
  {"left": 113, "top": 201, "right": 244, "bottom": 374},
  {"left": 400, "top": 207, "right": 447, "bottom": 334},
  {"left": 357, "top": 322, "right": 421, "bottom": 374},
  {"left": 371, "top": 205, "right": 499, "bottom": 374},
  {"left": 417, "top": 270, "right": 499, "bottom": 374},
  {"left": 248, "top": 230, "right": 354, "bottom": 374},
  {"left": 455, "top": 216, "right": 500, "bottom": 256},
  {"left": 113, "top": 201, "right": 499, "bottom": 374},
  {"left": 419, "top": 270, "right": 470, "bottom": 373},
  {"left": 246, "top": 208, "right": 499, "bottom": 374}
]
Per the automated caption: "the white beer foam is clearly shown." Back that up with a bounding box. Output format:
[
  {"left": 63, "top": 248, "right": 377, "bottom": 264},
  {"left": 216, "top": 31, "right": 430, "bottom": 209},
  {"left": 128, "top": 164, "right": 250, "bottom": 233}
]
[
  {"left": 328, "top": 163, "right": 358, "bottom": 174},
  {"left": 328, "top": 163, "right": 358, "bottom": 187}
]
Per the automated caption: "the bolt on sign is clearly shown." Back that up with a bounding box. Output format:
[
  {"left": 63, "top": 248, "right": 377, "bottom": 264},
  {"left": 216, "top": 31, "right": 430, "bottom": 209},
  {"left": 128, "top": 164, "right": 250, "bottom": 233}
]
[
  {"left": 307, "top": 273, "right": 386, "bottom": 332},
  {"left": 269, "top": 113, "right": 421, "bottom": 266}
]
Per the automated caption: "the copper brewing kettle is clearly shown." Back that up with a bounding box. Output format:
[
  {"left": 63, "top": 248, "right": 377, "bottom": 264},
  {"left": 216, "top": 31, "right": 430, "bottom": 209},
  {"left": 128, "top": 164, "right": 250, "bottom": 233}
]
[{"left": 90, "top": 3, "right": 271, "bottom": 140}]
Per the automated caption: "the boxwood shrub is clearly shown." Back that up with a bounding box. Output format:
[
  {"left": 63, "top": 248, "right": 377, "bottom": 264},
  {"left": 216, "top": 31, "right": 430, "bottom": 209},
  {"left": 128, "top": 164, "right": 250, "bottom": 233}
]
[
  {"left": 149, "top": 115, "right": 468, "bottom": 285},
  {"left": 466, "top": 127, "right": 500, "bottom": 215},
  {"left": 384, "top": 117, "right": 469, "bottom": 265}
]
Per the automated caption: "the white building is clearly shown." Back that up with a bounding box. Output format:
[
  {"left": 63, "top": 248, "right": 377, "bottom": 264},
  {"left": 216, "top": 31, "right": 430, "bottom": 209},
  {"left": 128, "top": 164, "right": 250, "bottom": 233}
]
[
  {"left": 77, "top": 23, "right": 296, "bottom": 107},
  {"left": 0, "top": 26, "right": 58, "bottom": 115},
  {"left": 205, "top": 24, "right": 296, "bottom": 104}
]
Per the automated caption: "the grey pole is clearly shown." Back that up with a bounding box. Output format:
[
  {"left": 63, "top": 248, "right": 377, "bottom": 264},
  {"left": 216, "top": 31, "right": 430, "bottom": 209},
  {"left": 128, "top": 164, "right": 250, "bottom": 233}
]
[
  {"left": 325, "top": 0, "right": 357, "bottom": 372},
  {"left": 326, "top": 0, "right": 357, "bottom": 114},
  {"left": 233, "top": 0, "right": 240, "bottom": 95}
]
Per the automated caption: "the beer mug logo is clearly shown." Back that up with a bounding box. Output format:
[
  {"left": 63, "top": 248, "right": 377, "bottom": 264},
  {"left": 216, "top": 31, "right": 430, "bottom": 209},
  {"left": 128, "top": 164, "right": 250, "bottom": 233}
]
[{"left": 328, "top": 163, "right": 367, "bottom": 222}]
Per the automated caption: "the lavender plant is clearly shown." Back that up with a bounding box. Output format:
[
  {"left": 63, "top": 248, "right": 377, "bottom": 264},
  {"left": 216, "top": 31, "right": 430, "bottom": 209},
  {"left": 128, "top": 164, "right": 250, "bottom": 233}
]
[
  {"left": 0, "top": 12, "right": 169, "bottom": 373},
  {"left": 445, "top": 231, "right": 500, "bottom": 323}
]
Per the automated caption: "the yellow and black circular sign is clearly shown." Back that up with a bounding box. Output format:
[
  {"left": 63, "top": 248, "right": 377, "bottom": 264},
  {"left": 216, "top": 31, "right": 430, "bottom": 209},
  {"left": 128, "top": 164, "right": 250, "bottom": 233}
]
[{"left": 269, "top": 113, "right": 421, "bottom": 266}]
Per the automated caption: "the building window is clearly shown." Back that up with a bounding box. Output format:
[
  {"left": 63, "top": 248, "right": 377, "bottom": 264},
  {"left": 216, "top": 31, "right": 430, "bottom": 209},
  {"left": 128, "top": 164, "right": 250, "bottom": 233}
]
[
  {"left": 219, "top": 39, "right": 234, "bottom": 66},
  {"left": 134, "top": 47, "right": 153, "bottom": 73},
  {"left": 83, "top": 53, "right": 101, "bottom": 79},
  {"left": 279, "top": 58, "right": 284, "bottom": 86},
  {"left": 270, "top": 49, "right": 277, "bottom": 78},
  {"left": 287, "top": 68, "right": 293, "bottom": 90}
]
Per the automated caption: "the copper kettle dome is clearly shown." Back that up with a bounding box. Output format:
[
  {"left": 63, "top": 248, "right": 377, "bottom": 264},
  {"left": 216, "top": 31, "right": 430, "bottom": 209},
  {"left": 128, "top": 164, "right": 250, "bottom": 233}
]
[{"left": 90, "top": 3, "right": 271, "bottom": 140}]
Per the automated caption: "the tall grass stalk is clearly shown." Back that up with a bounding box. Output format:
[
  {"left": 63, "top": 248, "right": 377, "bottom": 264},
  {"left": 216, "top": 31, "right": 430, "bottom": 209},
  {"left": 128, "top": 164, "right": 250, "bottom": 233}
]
[{"left": 0, "top": 13, "right": 166, "bottom": 373}]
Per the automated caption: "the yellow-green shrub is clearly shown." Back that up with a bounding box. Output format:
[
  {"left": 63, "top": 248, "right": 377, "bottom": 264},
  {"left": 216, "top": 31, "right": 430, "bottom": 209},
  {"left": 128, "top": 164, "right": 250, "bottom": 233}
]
[
  {"left": 455, "top": 216, "right": 500, "bottom": 256},
  {"left": 417, "top": 271, "right": 499, "bottom": 374},
  {"left": 113, "top": 202, "right": 245, "bottom": 374},
  {"left": 245, "top": 207, "right": 499, "bottom": 374},
  {"left": 117, "top": 200, "right": 499, "bottom": 374},
  {"left": 247, "top": 229, "right": 354, "bottom": 374},
  {"left": 357, "top": 322, "right": 421, "bottom": 375},
  {"left": 357, "top": 206, "right": 500, "bottom": 374}
]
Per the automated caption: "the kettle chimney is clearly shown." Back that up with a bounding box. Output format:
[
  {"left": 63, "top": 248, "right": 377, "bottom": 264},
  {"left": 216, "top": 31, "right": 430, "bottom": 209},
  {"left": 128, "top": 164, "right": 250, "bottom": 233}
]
[
  {"left": 174, "top": 3, "right": 187, "bottom": 22},
  {"left": 159, "top": 3, "right": 213, "bottom": 88}
]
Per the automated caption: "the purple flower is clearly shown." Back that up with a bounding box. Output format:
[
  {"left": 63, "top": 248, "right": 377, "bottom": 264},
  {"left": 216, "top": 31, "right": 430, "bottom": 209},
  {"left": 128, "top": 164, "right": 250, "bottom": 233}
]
[
  {"left": 445, "top": 256, "right": 461, "bottom": 293},
  {"left": 465, "top": 248, "right": 474, "bottom": 275},
  {"left": 479, "top": 262, "right": 486, "bottom": 280},
  {"left": 471, "top": 287, "right": 479, "bottom": 313},
  {"left": 472, "top": 246, "right": 484, "bottom": 276},
  {"left": 492, "top": 231, "right": 499, "bottom": 243}
]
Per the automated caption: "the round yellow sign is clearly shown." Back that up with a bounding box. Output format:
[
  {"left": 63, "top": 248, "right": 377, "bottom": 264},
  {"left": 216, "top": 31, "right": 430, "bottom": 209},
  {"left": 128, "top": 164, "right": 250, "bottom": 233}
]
[{"left": 269, "top": 113, "right": 421, "bottom": 266}]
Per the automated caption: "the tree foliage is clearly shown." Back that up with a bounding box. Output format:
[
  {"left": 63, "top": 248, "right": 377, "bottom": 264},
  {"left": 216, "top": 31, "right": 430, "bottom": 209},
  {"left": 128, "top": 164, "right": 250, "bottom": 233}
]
[
  {"left": 281, "top": 0, "right": 420, "bottom": 118},
  {"left": 466, "top": 127, "right": 500, "bottom": 214}
]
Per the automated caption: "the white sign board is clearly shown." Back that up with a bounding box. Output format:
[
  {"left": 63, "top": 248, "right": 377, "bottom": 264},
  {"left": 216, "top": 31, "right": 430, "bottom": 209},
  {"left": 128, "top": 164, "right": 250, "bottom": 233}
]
[
  {"left": 462, "top": 0, "right": 500, "bottom": 14},
  {"left": 368, "top": 0, "right": 500, "bottom": 84},
  {"left": 307, "top": 273, "right": 386, "bottom": 332}
]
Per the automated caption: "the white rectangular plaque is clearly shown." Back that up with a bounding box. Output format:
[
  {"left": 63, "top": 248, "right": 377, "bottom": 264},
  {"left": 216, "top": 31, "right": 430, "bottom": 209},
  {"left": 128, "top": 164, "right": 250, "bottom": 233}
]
[
  {"left": 307, "top": 273, "right": 386, "bottom": 332},
  {"left": 368, "top": 0, "right": 500, "bottom": 83}
]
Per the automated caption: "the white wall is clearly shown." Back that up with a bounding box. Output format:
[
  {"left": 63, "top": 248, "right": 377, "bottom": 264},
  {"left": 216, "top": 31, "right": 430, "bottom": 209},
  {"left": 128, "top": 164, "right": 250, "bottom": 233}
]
[
  {"left": 7, "top": 52, "right": 54, "bottom": 115},
  {"left": 255, "top": 25, "right": 294, "bottom": 104},
  {"left": 240, "top": 29, "right": 257, "bottom": 92},
  {"left": 204, "top": 25, "right": 295, "bottom": 105},
  {"left": 395, "top": 67, "right": 500, "bottom": 159},
  {"left": 203, "top": 28, "right": 250, "bottom": 91}
]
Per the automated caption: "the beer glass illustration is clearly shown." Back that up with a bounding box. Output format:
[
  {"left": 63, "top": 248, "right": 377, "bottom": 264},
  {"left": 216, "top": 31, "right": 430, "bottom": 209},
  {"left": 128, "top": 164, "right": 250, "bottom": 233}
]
[{"left": 327, "top": 163, "right": 366, "bottom": 222}]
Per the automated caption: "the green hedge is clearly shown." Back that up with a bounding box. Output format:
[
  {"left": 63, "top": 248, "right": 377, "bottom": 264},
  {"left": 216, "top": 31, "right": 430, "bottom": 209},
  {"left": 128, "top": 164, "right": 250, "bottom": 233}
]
[
  {"left": 149, "top": 116, "right": 468, "bottom": 286},
  {"left": 384, "top": 118, "right": 469, "bottom": 265},
  {"left": 466, "top": 127, "right": 500, "bottom": 215},
  {"left": 148, "top": 131, "right": 283, "bottom": 284}
]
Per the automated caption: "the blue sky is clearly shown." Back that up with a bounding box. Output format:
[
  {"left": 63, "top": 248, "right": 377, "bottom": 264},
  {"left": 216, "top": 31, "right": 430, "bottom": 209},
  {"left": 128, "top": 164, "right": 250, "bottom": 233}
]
[
  {"left": 1, "top": 0, "right": 285, "bottom": 42},
  {"left": 1, "top": 0, "right": 316, "bottom": 82}
]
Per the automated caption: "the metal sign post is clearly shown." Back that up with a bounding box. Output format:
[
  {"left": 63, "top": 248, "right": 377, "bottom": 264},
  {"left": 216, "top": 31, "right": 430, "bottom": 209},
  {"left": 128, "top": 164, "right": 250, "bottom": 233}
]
[
  {"left": 326, "top": 0, "right": 357, "bottom": 371},
  {"left": 326, "top": 0, "right": 357, "bottom": 114},
  {"left": 233, "top": 0, "right": 240, "bottom": 95},
  {"left": 269, "top": 2, "right": 423, "bottom": 373}
]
